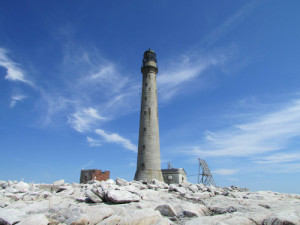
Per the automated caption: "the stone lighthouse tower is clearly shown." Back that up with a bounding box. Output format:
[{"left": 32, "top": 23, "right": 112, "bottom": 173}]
[{"left": 134, "top": 49, "right": 163, "bottom": 182}]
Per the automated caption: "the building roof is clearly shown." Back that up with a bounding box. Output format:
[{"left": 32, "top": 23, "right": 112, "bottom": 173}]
[{"left": 161, "top": 168, "right": 187, "bottom": 175}]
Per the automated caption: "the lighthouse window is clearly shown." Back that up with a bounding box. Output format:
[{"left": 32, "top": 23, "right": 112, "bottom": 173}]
[
  {"left": 145, "top": 97, "right": 147, "bottom": 101},
  {"left": 145, "top": 83, "right": 147, "bottom": 87},
  {"left": 141, "top": 163, "right": 145, "bottom": 169},
  {"left": 144, "top": 128, "right": 146, "bottom": 131},
  {"left": 143, "top": 145, "right": 145, "bottom": 150},
  {"left": 144, "top": 111, "right": 146, "bottom": 115}
]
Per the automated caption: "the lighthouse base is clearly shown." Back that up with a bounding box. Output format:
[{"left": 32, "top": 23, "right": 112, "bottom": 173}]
[{"left": 134, "top": 169, "right": 164, "bottom": 182}]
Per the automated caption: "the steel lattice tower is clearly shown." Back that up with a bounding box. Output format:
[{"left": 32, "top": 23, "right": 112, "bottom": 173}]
[{"left": 198, "top": 158, "right": 216, "bottom": 186}]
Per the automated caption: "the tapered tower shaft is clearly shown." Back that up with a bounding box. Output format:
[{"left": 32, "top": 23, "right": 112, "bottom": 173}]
[{"left": 134, "top": 49, "right": 163, "bottom": 182}]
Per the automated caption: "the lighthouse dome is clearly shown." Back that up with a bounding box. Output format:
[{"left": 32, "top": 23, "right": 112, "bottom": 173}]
[{"left": 142, "top": 49, "right": 157, "bottom": 70}]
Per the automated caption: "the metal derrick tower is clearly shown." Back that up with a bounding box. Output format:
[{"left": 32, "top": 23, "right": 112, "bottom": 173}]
[{"left": 198, "top": 158, "right": 216, "bottom": 186}]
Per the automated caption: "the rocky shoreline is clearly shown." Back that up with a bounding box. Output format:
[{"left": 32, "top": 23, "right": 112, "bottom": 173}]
[{"left": 0, "top": 178, "right": 299, "bottom": 225}]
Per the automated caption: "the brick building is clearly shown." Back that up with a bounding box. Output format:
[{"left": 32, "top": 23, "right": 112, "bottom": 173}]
[{"left": 80, "top": 169, "right": 110, "bottom": 183}]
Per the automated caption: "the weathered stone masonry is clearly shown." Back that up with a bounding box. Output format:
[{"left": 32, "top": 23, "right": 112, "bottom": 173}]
[{"left": 135, "top": 49, "right": 163, "bottom": 182}]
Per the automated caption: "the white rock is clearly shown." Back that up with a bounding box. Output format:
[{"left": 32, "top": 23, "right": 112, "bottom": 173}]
[
  {"left": 121, "top": 185, "right": 141, "bottom": 196},
  {"left": 263, "top": 210, "right": 300, "bottom": 225},
  {"left": 148, "top": 179, "right": 161, "bottom": 185},
  {"left": 18, "top": 214, "right": 49, "bottom": 225},
  {"left": 80, "top": 206, "right": 114, "bottom": 224},
  {"left": 155, "top": 204, "right": 177, "bottom": 217},
  {"left": 7, "top": 181, "right": 14, "bottom": 187},
  {"left": 92, "top": 187, "right": 105, "bottom": 200},
  {"left": 99, "top": 183, "right": 109, "bottom": 195},
  {"left": 181, "top": 203, "right": 210, "bottom": 217},
  {"left": 218, "top": 216, "right": 254, "bottom": 225},
  {"left": 39, "top": 191, "right": 52, "bottom": 199},
  {"left": 85, "top": 189, "right": 102, "bottom": 203},
  {"left": 130, "top": 181, "right": 148, "bottom": 190},
  {"left": 210, "top": 206, "right": 237, "bottom": 214},
  {"left": 186, "top": 192, "right": 211, "bottom": 200},
  {"left": 99, "top": 180, "right": 116, "bottom": 194},
  {"left": 70, "top": 216, "right": 90, "bottom": 225},
  {"left": 147, "top": 184, "right": 158, "bottom": 190},
  {"left": 97, "top": 215, "right": 122, "bottom": 225},
  {"left": 169, "top": 184, "right": 176, "bottom": 191},
  {"left": 106, "top": 189, "right": 140, "bottom": 203},
  {"left": 116, "top": 178, "right": 129, "bottom": 186},
  {"left": 154, "top": 217, "right": 174, "bottom": 225},
  {"left": 53, "top": 180, "right": 65, "bottom": 186},
  {"left": 169, "top": 184, "right": 186, "bottom": 195},
  {"left": 5, "top": 187, "right": 18, "bottom": 193},
  {"left": 106, "top": 179, "right": 116, "bottom": 186},
  {"left": 185, "top": 213, "right": 232, "bottom": 225},
  {"left": 14, "top": 181, "right": 30, "bottom": 193},
  {"left": 56, "top": 185, "right": 72, "bottom": 193},
  {"left": 207, "top": 185, "right": 217, "bottom": 192},
  {"left": 148, "top": 179, "right": 169, "bottom": 189},
  {"left": 24, "top": 200, "right": 50, "bottom": 214},
  {"left": 38, "top": 184, "right": 52, "bottom": 191},
  {"left": 175, "top": 186, "right": 187, "bottom": 195},
  {"left": 130, "top": 208, "right": 163, "bottom": 225},
  {"left": 0, "top": 208, "right": 22, "bottom": 225},
  {"left": 0, "top": 181, "right": 7, "bottom": 189},
  {"left": 48, "top": 200, "right": 82, "bottom": 224},
  {"left": 138, "top": 189, "right": 160, "bottom": 200},
  {"left": 1, "top": 179, "right": 299, "bottom": 225},
  {"left": 196, "top": 183, "right": 207, "bottom": 191},
  {"left": 188, "top": 184, "right": 199, "bottom": 193},
  {"left": 214, "top": 190, "right": 223, "bottom": 195},
  {"left": 157, "top": 183, "right": 169, "bottom": 189},
  {"left": 0, "top": 202, "right": 8, "bottom": 208}
]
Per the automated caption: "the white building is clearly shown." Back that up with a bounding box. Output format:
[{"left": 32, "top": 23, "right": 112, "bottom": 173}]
[{"left": 161, "top": 167, "right": 187, "bottom": 184}]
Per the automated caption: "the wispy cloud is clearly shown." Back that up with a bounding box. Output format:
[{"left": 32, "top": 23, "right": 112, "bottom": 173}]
[
  {"left": 199, "top": 1, "right": 259, "bottom": 48},
  {"left": 38, "top": 91, "right": 74, "bottom": 125},
  {"left": 254, "top": 153, "right": 300, "bottom": 164},
  {"left": 274, "top": 163, "right": 300, "bottom": 173},
  {"left": 155, "top": 1, "right": 260, "bottom": 102},
  {"left": 95, "top": 129, "right": 137, "bottom": 152},
  {"left": 87, "top": 136, "right": 102, "bottom": 147},
  {"left": 0, "top": 48, "right": 33, "bottom": 86},
  {"left": 88, "top": 63, "right": 126, "bottom": 93},
  {"left": 58, "top": 45, "right": 140, "bottom": 119},
  {"left": 213, "top": 169, "right": 238, "bottom": 175},
  {"left": 158, "top": 49, "right": 230, "bottom": 101},
  {"left": 10, "top": 95, "right": 27, "bottom": 108},
  {"left": 62, "top": 46, "right": 130, "bottom": 97},
  {"left": 191, "top": 99, "right": 300, "bottom": 157},
  {"left": 68, "top": 107, "right": 107, "bottom": 133}
]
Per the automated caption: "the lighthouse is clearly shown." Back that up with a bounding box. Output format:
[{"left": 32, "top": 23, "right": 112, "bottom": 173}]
[{"left": 134, "top": 49, "right": 163, "bottom": 182}]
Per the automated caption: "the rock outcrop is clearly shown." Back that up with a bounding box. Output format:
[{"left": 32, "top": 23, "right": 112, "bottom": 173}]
[{"left": 0, "top": 178, "right": 299, "bottom": 225}]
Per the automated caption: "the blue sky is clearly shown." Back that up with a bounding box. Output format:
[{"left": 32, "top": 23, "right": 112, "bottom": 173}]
[{"left": 1, "top": 0, "right": 300, "bottom": 194}]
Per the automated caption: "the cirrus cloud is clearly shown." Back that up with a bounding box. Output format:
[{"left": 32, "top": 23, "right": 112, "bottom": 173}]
[
  {"left": 95, "top": 128, "right": 137, "bottom": 152},
  {"left": 68, "top": 107, "right": 107, "bottom": 133},
  {"left": 10, "top": 95, "right": 27, "bottom": 108},
  {"left": 0, "top": 48, "right": 33, "bottom": 86}
]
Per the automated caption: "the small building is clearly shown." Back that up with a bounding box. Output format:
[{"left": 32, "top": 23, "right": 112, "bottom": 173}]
[
  {"left": 161, "top": 163, "right": 187, "bottom": 184},
  {"left": 80, "top": 169, "right": 110, "bottom": 184}
]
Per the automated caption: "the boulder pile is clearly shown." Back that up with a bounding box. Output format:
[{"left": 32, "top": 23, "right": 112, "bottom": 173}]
[{"left": 0, "top": 178, "right": 299, "bottom": 225}]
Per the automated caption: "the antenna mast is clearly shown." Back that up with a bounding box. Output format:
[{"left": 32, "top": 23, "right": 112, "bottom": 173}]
[{"left": 198, "top": 158, "right": 216, "bottom": 186}]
